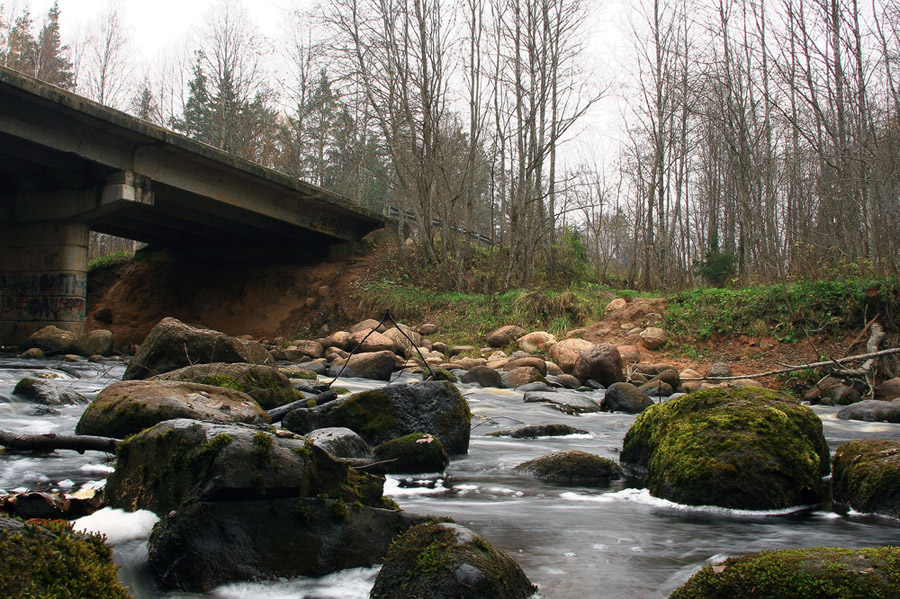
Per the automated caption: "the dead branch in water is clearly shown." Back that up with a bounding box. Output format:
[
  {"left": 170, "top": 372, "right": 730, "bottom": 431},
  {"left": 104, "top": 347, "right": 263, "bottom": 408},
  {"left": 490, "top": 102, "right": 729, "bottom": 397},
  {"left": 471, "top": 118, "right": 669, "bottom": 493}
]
[{"left": 0, "top": 430, "right": 120, "bottom": 454}]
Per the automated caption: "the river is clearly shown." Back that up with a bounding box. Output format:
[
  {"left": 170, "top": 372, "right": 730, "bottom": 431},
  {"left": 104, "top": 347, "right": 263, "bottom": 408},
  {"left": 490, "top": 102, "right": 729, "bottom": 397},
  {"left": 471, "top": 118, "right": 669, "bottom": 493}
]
[{"left": 2, "top": 356, "right": 900, "bottom": 599}]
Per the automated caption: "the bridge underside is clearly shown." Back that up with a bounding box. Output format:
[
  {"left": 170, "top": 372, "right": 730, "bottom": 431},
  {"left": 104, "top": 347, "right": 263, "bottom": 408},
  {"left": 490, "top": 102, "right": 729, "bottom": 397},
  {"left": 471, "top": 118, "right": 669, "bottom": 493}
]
[{"left": 0, "top": 67, "right": 385, "bottom": 345}]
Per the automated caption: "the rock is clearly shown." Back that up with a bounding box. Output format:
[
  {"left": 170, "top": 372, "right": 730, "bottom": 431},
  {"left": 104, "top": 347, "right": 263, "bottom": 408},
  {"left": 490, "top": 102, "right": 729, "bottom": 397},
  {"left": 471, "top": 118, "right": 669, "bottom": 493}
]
[
  {"left": 153, "top": 362, "right": 299, "bottom": 410},
  {"left": 832, "top": 438, "right": 900, "bottom": 518},
  {"left": 123, "top": 317, "right": 273, "bottom": 380},
  {"left": 486, "top": 423, "right": 589, "bottom": 438},
  {"left": 370, "top": 522, "right": 537, "bottom": 599},
  {"left": 12, "top": 377, "right": 88, "bottom": 405},
  {"left": 545, "top": 361, "right": 563, "bottom": 376},
  {"left": 282, "top": 364, "right": 322, "bottom": 378},
  {"left": 639, "top": 327, "right": 667, "bottom": 350},
  {"left": 523, "top": 391, "right": 602, "bottom": 414},
  {"left": 603, "top": 382, "right": 653, "bottom": 414},
  {"left": 818, "top": 385, "right": 860, "bottom": 406},
  {"left": 605, "top": 298, "right": 627, "bottom": 312},
  {"left": 504, "top": 356, "right": 547, "bottom": 375},
  {"left": 384, "top": 326, "right": 422, "bottom": 354},
  {"left": 283, "top": 381, "right": 471, "bottom": 455},
  {"left": 617, "top": 344, "right": 642, "bottom": 364},
  {"left": 550, "top": 374, "right": 582, "bottom": 389},
  {"left": 621, "top": 387, "right": 829, "bottom": 510},
  {"left": 706, "top": 361, "right": 733, "bottom": 378},
  {"left": 549, "top": 338, "right": 595, "bottom": 373},
  {"left": 419, "top": 323, "right": 438, "bottom": 335},
  {"left": 515, "top": 382, "right": 555, "bottom": 393},
  {"left": 320, "top": 331, "right": 353, "bottom": 351},
  {"left": 449, "top": 345, "right": 476, "bottom": 357},
  {"left": 350, "top": 319, "right": 386, "bottom": 333},
  {"left": 21, "top": 347, "right": 44, "bottom": 359},
  {"left": 455, "top": 357, "right": 487, "bottom": 369},
  {"left": 293, "top": 340, "right": 325, "bottom": 359},
  {"left": 350, "top": 329, "right": 397, "bottom": 353},
  {"left": 329, "top": 350, "right": 397, "bottom": 381},
  {"left": 305, "top": 427, "right": 373, "bottom": 460},
  {"left": 460, "top": 366, "right": 503, "bottom": 388},
  {"left": 75, "top": 380, "right": 270, "bottom": 439},
  {"left": 431, "top": 341, "right": 448, "bottom": 355},
  {"left": 501, "top": 366, "right": 547, "bottom": 389},
  {"left": 373, "top": 433, "right": 450, "bottom": 474},
  {"left": 484, "top": 325, "right": 527, "bottom": 348},
  {"left": 874, "top": 377, "right": 900, "bottom": 400},
  {"left": 642, "top": 312, "right": 663, "bottom": 327},
  {"left": 0, "top": 517, "right": 131, "bottom": 599},
  {"left": 72, "top": 329, "right": 114, "bottom": 357},
  {"left": 516, "top": 331, "right": 557, "bottom": 353},
  {"left": 638, "top": 379, "right": 674, "bottom": 398},
  {"left": 671, "top": 546, "right": 900, "bottom": 599},
  {"left": 572, "top": 343, "right": 623, "bottom": 387},
  {"left": 837, "top": 399, "right": 900, "bottom": 423},
  {"left": 634, "top": 363, "right": 680, "bottom": 388},
  {"left": 514, "top": 450, "right": 623, "bottom": 484},
  {"left": 802, "top": 376, "right": 845, "bottom": 403},
  {"left": 92, "top": 307, "right": 113, "bottom": 324},
  {"left": 26, "top": 325, "right": 77, "bottom": 354}
]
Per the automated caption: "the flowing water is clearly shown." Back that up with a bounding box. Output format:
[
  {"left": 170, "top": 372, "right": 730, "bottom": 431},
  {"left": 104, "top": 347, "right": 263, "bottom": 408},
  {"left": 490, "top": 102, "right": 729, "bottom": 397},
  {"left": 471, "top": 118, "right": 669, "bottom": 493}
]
[{"left": 3, "top": 357, "right": 900, "bottom": 599}]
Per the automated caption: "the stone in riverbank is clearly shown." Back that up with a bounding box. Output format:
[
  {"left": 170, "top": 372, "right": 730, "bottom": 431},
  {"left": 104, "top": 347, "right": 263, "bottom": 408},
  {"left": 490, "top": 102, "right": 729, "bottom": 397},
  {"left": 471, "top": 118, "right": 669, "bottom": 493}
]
[
  {"left": 514, "top": 450, "right": 623, "bottom": 484},
  {"left": 837, "top": 399, "right": 900, "bottom": 423},
  {"left": 621, "top": 387, "right": 829, "bottom": 510},
  {"left": 572, "top": 343, "right": 623, "bottom": 387},
  {"left": 123, "top": 317, "right": 273, "bottom": 380},
  {"left": 327, "top": 350, "right": 398, "bottom": 380},
  {"left": 832, "top": 438, "right": 900, "bottom": 518},
  {"left": 602, "top": 382, "right": 653, "bottom": 414},
  {"left": 484, "top": 325, "right": 527, "bottom": 348},
  {"left": 75, "top": 380, "right": 269, "bottom": 439},
  {"left": 153, "top": 362, "right": 299, "bottom": 410},
  {"left": 370, "top": 522, "right": 537, "bottom": 599},
  {"left": 283, "top": 381, "right": 471, "bottom": 455},
  {"left": 460, "top": 365, "right": 503, "bottom": 388},
  {"left": 671, "top": 546, "right": 900, "bottom": 599}
]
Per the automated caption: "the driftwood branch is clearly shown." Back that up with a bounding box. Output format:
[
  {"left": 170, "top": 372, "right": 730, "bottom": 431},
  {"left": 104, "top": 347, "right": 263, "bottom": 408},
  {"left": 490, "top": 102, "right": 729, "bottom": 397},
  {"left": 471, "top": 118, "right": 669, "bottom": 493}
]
[
  {"left": 834, "top": 322, "right": 886, "bottom": 377},
  {"left": 0, "top": 430, "right": 120, "bottom": 453},
  {"left": 682, "top": 347, "right": 900, "bottom": 382},
  {"left": 268, "top": 389, "right": 338, "bottom": 423}
]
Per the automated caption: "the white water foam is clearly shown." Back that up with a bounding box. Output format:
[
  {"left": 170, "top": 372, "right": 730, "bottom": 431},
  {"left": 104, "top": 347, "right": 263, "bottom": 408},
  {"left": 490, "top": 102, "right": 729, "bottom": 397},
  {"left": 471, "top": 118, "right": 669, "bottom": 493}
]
[
  {"left": 211, "top": 565, "right": 380, "bottom": 599},
  {"left": 560, "top": 488, "right": 816, "bottom": 517},
  {"left": 384, "top": 476, "right": 447, "bottom": 496},
  {"left": 73, "top": 507, "right": 159, "bottom": 545},
  {"left": 79, "top": 463, "right": 115, "bottom": 474}
]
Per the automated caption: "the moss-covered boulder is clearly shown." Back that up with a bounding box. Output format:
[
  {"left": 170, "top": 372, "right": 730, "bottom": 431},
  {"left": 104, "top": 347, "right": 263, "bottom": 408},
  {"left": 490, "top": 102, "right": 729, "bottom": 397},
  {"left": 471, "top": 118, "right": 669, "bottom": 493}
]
[
  {"left": 370, "top": 522, "right": 537, "bottom": 599},
  {"left": 12, "top": 377, "right": 88, "bottom": 405},
  {"left": 620, "top": 387, "right": 829, "bottom": 510},
  {"left": 283, "top": 381, "right": 471, "bottom": 455},
  {"left": 486, "top": 423, "right": 588, "bottom": 438},
  {"left": 75, "top": 380, "right": 269, "bottom": 439},
  {"left": 123, "top": 317, "right": 273, "bottom": 380},
  {"left": 671, "top": 546, "right": 900, "bottom": 599},
  {"left": 374, "top": 433, "right": 450, "bottom": 474},
  {"left": 514, "top": 450, "right": 623, "bottom": 484},
  {"left": 832, "top": 438, "right": 900, "bottom": 518},
  {"left": 153, "top": 362, "right": 299, "bottom": 410},
  {"left": 0, "top": 517, "right": 131, "bottom": 599}
]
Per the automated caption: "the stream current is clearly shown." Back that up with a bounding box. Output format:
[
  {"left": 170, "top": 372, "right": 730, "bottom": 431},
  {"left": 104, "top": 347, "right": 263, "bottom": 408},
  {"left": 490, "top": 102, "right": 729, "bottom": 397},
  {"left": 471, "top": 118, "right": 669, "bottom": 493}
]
[{"left": 3, "top": 356, "right": 900, "bottom": 598}]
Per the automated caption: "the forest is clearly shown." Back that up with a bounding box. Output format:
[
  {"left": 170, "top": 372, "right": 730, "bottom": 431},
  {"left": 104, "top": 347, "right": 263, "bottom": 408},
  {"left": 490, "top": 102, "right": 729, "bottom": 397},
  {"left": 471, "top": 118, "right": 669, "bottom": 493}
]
[{"left": 1, "top": 0, "right": 899, "bottom": 291}]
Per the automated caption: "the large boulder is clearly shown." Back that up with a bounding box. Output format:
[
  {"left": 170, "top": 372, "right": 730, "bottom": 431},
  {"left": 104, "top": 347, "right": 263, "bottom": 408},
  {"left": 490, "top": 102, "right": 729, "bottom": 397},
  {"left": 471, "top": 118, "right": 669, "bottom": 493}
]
[
  {"left": 837, "top": 399, "right": 900, "bottom": 423},
  {"left": 621, "top": 387, "right": 829, "bottom": 510},
  {"left": 383, "top": 325, "right": 423, "bottom": 354},
  {"left": 671, "top": 546, "right": 900, "bottom": 599},
  {"left": 514, "top": 450, "right": 623, "bottom": 484},
  {"left": 548, "top": 338, "right": 595, "bottom": 373},
  {"left": 75, "top": 380, "right": 269, "bottom": 439},
  {"left": 516, "top": 331, "right": 557, "bottom": 353},
  {"left": 123, "top": 317, "right": 273, "bottom": 380},
  {"left": 72, "top": 329, "right": 114, "bottom": 357},
  {"left": 832, "top": 438, "right": 900, "bottom": 518},
  {"left": 328, "top": 350, "right": 397, "bottom": 380},
  {"left": 283, "top": 381, "right": 471, "bottom": 455},
  {"left": 350, "top": 329, "right": 397, "bottom": 353},
  {"left": 639, "top": 327, "right": 667, "bottom": 350},
  {"left": 370, "top": 522, "right": 537, "bottom": 599},
  {"left": 501, "top": 366, "right": 547, "bottom": 389},
  {"left": 305, "top": 427, "right": 374, "bottom": 460},
  {"left": 152, "top": 362, "right": 299, "bottom": 410},
  {"left": 26, "top": 325, "right": 76, "bottom": 354},
  {"left": 484, "top": 325, "right": 527, "bottom": 348},
  {"left": 460, "top": 366, "right": 503, "bottom": 388},
  {"left": 602, "top": 382, "right": 653, "bottom": 414},
  {"left": 0, "top": 517, "right": 131, "bottom": 599},
  {"left": 13, "top": 377, "right": 88, "bottom": 405},
  {"left": 572, "top": 343, "right": 624, "bottom": 387},
  {"left": 373, "top": 433, "right": 450, "bottom": 474}
]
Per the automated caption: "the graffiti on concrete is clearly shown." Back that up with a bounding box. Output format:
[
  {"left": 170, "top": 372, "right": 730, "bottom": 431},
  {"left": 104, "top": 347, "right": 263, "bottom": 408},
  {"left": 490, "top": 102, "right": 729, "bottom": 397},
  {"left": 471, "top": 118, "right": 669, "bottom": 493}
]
[{"left": 0, "top": 273, "right": 87, "bottom": 322}]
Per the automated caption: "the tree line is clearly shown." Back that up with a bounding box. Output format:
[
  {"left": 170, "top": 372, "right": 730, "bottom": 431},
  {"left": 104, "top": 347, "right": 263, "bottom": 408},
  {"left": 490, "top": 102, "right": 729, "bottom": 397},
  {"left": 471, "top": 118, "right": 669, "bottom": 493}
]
[{"left": 1, "top": 0, "right": 898, "bottom": 289}]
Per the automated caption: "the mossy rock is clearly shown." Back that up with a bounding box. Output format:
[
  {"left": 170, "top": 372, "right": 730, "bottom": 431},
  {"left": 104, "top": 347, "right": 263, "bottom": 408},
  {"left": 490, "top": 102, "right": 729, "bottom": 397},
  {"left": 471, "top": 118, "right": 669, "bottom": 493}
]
[
  {"left": 514, "top": 450, "right": 623, "bottom": 484},
  {"left": 0, "top": 517, "right": 131, "bottom": 599},
  {"left": 671, "top": 546, "right": 900, "bottom": 599},
  {"left": 832, "top": 438, "right": 900, "bottom": 518},
  {"left": 12, "top": 377, "right": 88, "bottom": 405},
  {"left": 153, "top": 362, "right": 300, "bottom": 410},
  {"left": 621, "top": 387, "right": 829, "bottom": 510},
  {"left": 370, "top": 521, "right": 537, "bottom": 599},
  {"left": 374, "top": 433, "right": 450, "bottom": 474},
  {"left": 487, "top": 423, "right": 589, "bottom": 438},
  {"left": 427, "top": 368, "right": 458, "bottom": 383}
]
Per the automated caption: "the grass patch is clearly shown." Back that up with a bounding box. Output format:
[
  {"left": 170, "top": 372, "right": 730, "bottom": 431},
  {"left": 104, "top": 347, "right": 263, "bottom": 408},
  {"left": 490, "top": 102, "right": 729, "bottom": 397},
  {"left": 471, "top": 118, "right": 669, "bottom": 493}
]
[{"left": 88, "top": 251, "right": 133, "bottom": 272}]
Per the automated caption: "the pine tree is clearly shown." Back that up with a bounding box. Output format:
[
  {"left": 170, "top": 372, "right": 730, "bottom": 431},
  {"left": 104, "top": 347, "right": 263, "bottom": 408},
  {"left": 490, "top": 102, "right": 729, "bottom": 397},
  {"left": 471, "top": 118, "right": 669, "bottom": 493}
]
[
  {"left": 34, "top": 1, "right": 74, "bottom": 89},
  {"left": 130, "top": 81, "right": 161, "bottom": 124},
  {"left": 171, "top": 52, "right": 214, "bottom": 143},
  {"left": 4, "top": 9, "right": 35, "bottom": 74}
]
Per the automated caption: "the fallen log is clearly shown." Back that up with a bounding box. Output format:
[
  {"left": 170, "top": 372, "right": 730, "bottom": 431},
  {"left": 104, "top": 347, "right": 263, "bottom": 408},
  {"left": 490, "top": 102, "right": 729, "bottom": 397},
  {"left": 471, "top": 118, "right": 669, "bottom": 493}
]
[
  {"left": 0, "top": 430, "right": 120, "bottom": 454},
  {"left": 834, "top": 322, "right": 886, "bottom": 377},
  {"left": 267, "top": 389, "right": 338, "bottom": 423},
  {"left": 681, "top": 347, "right": 900, "bottom": 382}
]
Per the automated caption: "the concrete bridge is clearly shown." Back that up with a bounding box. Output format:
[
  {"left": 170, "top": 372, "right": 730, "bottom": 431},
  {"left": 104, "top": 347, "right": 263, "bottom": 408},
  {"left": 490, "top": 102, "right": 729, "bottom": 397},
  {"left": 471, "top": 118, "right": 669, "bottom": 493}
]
[{"left": 0, "top": 66, "right": 386, "bottom": 345}]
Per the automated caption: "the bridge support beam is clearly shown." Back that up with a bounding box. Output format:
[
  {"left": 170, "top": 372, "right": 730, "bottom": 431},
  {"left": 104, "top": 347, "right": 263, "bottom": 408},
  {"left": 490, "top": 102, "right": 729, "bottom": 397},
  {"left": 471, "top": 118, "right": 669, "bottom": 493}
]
[{"left": 0, "top": 220, "right": 89, "bottom": 346}]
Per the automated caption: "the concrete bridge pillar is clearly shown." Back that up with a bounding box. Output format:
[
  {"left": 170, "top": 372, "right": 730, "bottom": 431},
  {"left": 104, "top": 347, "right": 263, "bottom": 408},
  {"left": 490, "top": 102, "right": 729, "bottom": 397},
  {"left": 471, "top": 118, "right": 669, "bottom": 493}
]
[{"left": 0, "top": 193, "right": 92, "bottom": 346}]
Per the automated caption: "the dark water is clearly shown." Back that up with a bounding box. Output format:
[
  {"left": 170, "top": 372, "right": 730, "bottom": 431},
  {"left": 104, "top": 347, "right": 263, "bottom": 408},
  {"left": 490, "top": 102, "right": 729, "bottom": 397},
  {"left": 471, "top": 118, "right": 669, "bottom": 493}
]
[{"left": 3, "top": 358, "right": 900, "bottom": 599}]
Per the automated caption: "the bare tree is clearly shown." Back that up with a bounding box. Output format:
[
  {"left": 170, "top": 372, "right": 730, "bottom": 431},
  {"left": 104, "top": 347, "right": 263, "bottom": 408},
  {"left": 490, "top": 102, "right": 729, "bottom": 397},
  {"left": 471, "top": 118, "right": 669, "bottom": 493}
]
[{"left": 79, "top": 0, "right": 134, "bottom": 108}]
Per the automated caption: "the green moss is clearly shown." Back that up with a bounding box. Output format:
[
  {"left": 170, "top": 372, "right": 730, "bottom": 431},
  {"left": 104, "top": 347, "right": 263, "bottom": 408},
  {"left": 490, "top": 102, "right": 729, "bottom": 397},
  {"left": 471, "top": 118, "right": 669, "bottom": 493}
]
[
  {"left": 832, "top": 439, "right": 900, "bottom": 517},
  {"left": 0, "top": 518, "right": 132, "bottom": 599},
  {"left": 672, "top": 546, "right": 900, "bottom": 599},
  {"left": 381, "top": 496, "right": 401, "bottom": 510},
  {"left": 427, "top": 369, "right": 458, "bottom": 383},
  {"left": 336, "top": 391, "right": 399, "bottom": 439},
  {"left": 251, "top": 432, "right": 277, "bottom": 470},
  {"left": 621, "top": 387, "right": 828, "bottom": 509},
  {"left": 514, "top": 450, "right": 623, "bottom": 484},
  {"left": 329, "top": 499, "right": 350, "bottom": 521},
  {"left": 374, "top": 433, "right": 450, "bottom": 474}
]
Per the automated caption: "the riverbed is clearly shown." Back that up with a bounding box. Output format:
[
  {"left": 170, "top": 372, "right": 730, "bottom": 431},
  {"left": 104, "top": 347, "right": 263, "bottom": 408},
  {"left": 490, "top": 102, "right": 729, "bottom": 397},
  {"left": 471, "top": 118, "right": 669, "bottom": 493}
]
[{"left": 2, "top": 356, "right": 900, "bottom": 599}]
